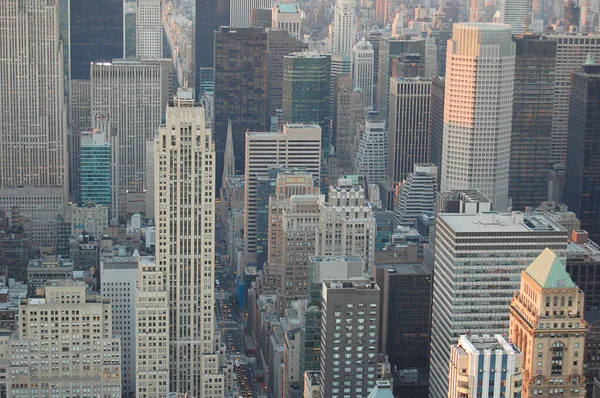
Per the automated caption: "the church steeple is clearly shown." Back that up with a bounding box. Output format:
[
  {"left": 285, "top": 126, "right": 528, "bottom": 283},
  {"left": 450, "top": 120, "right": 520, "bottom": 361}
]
[{"left": 222, "top": 118, "right": 235, "bottom": 190}]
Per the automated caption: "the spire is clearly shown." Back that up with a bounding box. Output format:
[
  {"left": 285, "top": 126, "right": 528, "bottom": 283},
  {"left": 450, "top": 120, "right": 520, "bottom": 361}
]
[{"left": 222, "top": 118, "right": 235, "bottom": 189}]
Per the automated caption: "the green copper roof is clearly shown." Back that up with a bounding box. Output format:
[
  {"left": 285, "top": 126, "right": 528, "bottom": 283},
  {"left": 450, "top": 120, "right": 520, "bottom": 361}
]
[
  {"left": 367, "top": 381, "right": 395, "bottom": 398},
  {"left": 525, "top": 248, "right": 576, "bottom": 289},
  {"left": 276, "top": 3, "right": 299, "bottom": 13}
]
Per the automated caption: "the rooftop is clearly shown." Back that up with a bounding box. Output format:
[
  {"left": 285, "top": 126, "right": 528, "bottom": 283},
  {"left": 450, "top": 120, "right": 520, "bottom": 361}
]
[
  {"left": 275, "top": 3, "right": 299, "bottom": 13},
  {"left": 440, "top": 212, "right": 566, "bottom": 234},
  {"left": 374, "top": 262, "right": 431, "bottom": 275},
  {"left": 457, "top": 334, "right": 520, "bottom": 355},
  {"left": 525, "top": 248, "right": 576, "bottom": 289}
]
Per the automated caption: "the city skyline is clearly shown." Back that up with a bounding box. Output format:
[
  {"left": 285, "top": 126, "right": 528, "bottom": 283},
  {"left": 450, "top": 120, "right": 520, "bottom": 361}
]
[{"left": 3, "top": 2, "right": 600, "bottom": 398}]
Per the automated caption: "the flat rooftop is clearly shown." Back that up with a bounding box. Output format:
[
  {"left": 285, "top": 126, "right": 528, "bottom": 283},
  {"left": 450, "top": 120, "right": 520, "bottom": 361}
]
[
  {"left": 374, "top": 262, "right": 431, "bottom": 275},
  {"left": 440, "top": 212, "right": 566, "bottom": 234}
]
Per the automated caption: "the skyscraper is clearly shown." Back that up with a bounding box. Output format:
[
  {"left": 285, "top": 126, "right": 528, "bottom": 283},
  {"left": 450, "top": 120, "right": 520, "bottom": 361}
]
[
  {"left": 282, "top": 52, "right": 331, "bottom": 149},
  {"left": 496, "top": 0, "right": 533, "bottom": 33},
  {"left": 69, "top": 0, "right": 124, "bottom": 80},
  {"left": 266, "top": 29, "right": 308, "bottom": 117},
  {"left": 271, "top": 3, "right": 302, "bottom": 39},
  {"left": 428, "top": 76, "right": 444, "bottom": 187},
  {"left": 395, "top": 163, "right": 438, "bottom": 227},
  {"left": 564, "top": 59, "right": 600, "bottom": 241},
  {"left": 244, "top": 124, "right": 322, "bottom": 266},
  {"left": 330, "top": 0, "right": 356, "bottom": 55},
  {"left": 318, "top": 280, "right": 381, "bottom": 397},
  {"left": 549, "top": 34, "right": 600, "bottom": 164},
  {"left": 509, "top": 249, "right": 586, "bottom": 398},
  {"left": 377, "top": 36, "right": 426, "bottom": 118},
  {"left": 155, "top": 90, "right": 224, "bottom": 395},
  {"left": 80, "top": 129, "right": 111, "bottom": 207},
  {"left": 387, "top": 77, "right": 431, "bottom": 186},
  {"left": 332, "top": 76, "right": 365, "bottom": 178},
  {"left": 135, "top": 257, "right": 169, "bottom": 397},
  {"left": 230, "top": 0, "right": 273, "bottom": 27},
  {"left": 448, "top": 335, "right": 523, "bottom": 398},
  {"left": 214, "top": 27, "right": 269, "bottom": 192},
  {"left": 91, "top": 60, "right": 165, "bottom": 217},
  {"left": 316, "top": 178, "right": 377, "bottom": 275},
  {"left": 101, "top": 256, "right": 139, "bottom": 395},
  {"left": 440, "top": 23, "right": 515, "bottom": 211},
  {"left": 1, "top": 0, "right": 68, "bottom": 201},
  {"left": 195, "top": 0, "right": 229, "bottom": 95},
  {"left": 352, "top": 38, "right": 375, "bottom": 111},
  {"left": 68, "top": 0, "right": 124, "bottom": 201},
  {"left": 136, "top": 0, "right": 163, "bottom": 58},
  {"left": 278, "top": 194, "right": 323, "bottom": 309},
  {"left": 509, "top": 35, "right": 556, "bottom": 210},
  {"left": 353, "top": 117, "right": 388, "bottom": 186},
  {"left": 429, "top": 211, "right": 568, "bottom": 398},
  {"left": 373, "top": 262, "right": 433, "bottom": 397}
]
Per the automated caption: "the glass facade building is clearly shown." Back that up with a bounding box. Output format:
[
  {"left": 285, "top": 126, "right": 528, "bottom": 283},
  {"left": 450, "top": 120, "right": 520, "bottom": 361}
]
[
  {"left": 80, "top": 130, "right": 111, "bottom": 207},
  {"left": 509, "top": 35, "right": 556, "bottom": 210},
  {"left": 564, "top": 63, "right": 600, "bottom": 241},
  {"left": 69, "top": 0, "right": 124, "bottom": 80}
]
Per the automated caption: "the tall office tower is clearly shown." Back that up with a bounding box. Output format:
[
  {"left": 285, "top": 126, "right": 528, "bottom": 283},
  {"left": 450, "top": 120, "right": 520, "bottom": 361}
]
[
  {"left": 391, "top": 54, "right": 425, "bottom": 78},
  {"left": 136, "top": 0, "right": 162, "bottom": 58},
  {"left": 332, "top": 76, "right": 366, "bottom": 179},
  {"left": 318, "top": 280, "right": 381, "bottom": 398},
  {"left": 428, "top": 76, "right": 444, "bottom": 187},
  {"left": 564, "top": 59, "right": 600, "bottom": 242},
  {"left": 80, "top": 129, "right": 111, "bottom": 207},
  {"left": 266, "top": 171, "right": 320, "bottom": 284},
  {"left": 68, "top": 0, "right": 124, "bottom": 202},
  {"left": 377, "top": 36, "right": 426, "bottom": 118},
  {"left": 549, "top": 34, "right": 600, "bottom": 164},
  {"left": 509, "top": 249, "right": 586, "bottom": 398},
  {"left": 368, "top": 32, "right": 382, "bottom": 111},
  {"left": 509, "top": 35, "right": 557, "bottom": 211},
  {"left": 0, "top": 0, "right": 68, "bottom": 201},
  {"left": 282, "top": 53, "right": 331, "bottom": 150},
  {"left": 214, "top": 27, "right": 269, "bottom": 192},
  {"left": 440, "top": 23, "right": 515, "bottom": 212},
  {"left": 448, "top": 335, "right": 523, "bottom": 398},
  {"left": 256, "top": 167, "right": 317, "bottom": 270},
  {"left": 469, "top": 0, "right": 486, "bottom": 21},
  {"left": 101, "top": 256, "right": 140, "bottom": 396},
  {"left": 272, "top": 4, "right": 302, "bottom": 39},
  {"left": 316, "top": 178, "right": 377, "bottom": 275},
  {"left": 427, "top": 9, "right": 452, "bottom": 77},
  {"left": 135, "top": 257, "right": 169, "bottom": 398},
  {"left": 331, "top": 0, "right": 357, "bottom": 55},
  {"left": 373, "top": 263, "right": 433, "bottom": 398},
  {"left": 395, "top": 163, "right": 438, "bottom": 227},
  {"left": 429, "top": 211, "right": 569, "bottom": 398},
  {"left": 9, "top": 281, "right": 121, "bottom": 397},
  {"left": 496, "top": 0, "right": 532, "bottom": 33},
  {"left": 251, "top": 7, "right": 273, "bottom": 28},
  {"left": 69, "top": 0, "right": 124, "bottom": 79},
  {"left": 91, "top": 60, "right": 164, "bottom": 218},
  {"left": 230, "top": 0, "right": 273, "bottom": 27},
  {"left": 387, "top": 77, "right": 431, "bottom": 185},
  {"left": 244, "top": 125, "right": 322, "bottom": 266},
  {"left": 195, "top": 0, "right": 229, "bottom": 95},
  {"left": 354, "top": 117, "right": 388, "bottom": 185},
  {"left": 155, "top": 90, "right": 224, "bottom": 396},
  {"left": 278, "top": 194, "right": 323, "bottom": 310},
  {"left": 267, "top": 29, "right": 308, "bottom": 117},
  {"left": 352, "top": 38, "right": 375, "bottom": 111}
]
